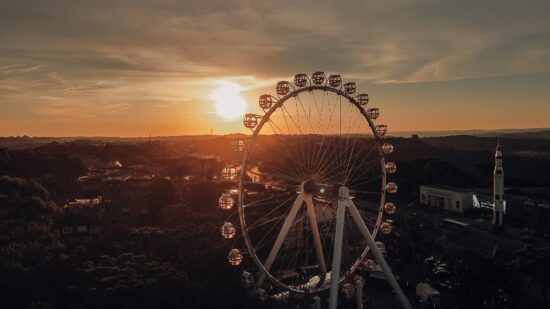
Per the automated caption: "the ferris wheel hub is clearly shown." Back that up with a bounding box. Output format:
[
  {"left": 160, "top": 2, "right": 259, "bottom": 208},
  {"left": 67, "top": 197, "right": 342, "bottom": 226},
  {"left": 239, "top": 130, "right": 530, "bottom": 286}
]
[
  {"left": 297, "top": 179, "right": 344, "bottom": 198},
  {"left": 338, "top": 186, "right": 351, "bottom": 199}
]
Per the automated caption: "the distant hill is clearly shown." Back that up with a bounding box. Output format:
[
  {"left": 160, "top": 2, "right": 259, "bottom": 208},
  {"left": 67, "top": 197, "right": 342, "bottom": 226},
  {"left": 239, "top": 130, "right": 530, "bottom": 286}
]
[
  {"left": 477, "top": 129, "right": 550, "bottom": 140},
  {"left": 393, "top": 128, "right": 550, "bottom": 139},
  {"left": 422, "top": 135, "right": 550, "bottom": 154}
]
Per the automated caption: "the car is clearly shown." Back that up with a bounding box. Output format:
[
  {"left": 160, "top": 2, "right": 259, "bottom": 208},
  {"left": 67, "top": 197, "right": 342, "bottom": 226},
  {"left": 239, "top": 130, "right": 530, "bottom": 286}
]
[
  {"left": 424, "top": 256, "right": 436, "bottom": 264},
  {"left": 434, "top": 270, "right": 450, "bottom": 276}
]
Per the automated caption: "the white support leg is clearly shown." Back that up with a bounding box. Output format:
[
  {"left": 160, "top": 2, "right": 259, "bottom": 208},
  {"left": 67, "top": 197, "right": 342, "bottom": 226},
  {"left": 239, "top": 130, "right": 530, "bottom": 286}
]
[
  {"left": 256, "top": 194, "right": 304, "bottom": 289},
  {"left": 355, "top": 278, "right": 363, "bottom": 309},
  {"left": 329, "top": 188, "right": 349, "bottom": 309},
  {"left": 305, "top": 194, "right": 327, "bottom": 273},
  {"left": 347, "top": 203, "right": 412, "bottom": 309},
  {"left": 313, "top": 296, "right": 321, "bottom": 309}
]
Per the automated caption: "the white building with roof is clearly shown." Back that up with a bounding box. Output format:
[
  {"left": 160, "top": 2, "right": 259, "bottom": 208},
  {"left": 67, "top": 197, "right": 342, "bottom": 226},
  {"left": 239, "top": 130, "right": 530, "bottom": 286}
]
[{"left": 420, "top": 185, "right": 474, "bottom": 213}]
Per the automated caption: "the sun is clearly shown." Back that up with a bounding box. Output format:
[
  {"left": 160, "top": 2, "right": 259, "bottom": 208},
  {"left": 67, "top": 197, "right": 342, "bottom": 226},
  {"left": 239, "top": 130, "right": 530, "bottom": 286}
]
[{"left": 210, "top": 80, "right": 248, "bottom": 121}]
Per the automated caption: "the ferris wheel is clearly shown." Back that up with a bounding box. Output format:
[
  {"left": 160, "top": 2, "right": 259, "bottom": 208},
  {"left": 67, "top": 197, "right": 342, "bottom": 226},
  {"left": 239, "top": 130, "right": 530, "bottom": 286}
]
[{"left": 219, "top": 72, "right": 411, "bottom": 309}]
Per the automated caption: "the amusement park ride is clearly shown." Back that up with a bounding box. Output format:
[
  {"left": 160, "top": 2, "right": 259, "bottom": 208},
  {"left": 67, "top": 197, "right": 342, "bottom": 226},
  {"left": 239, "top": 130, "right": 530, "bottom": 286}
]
[{"left": 217, "top": 72, "right": 412, "bottom": 309}]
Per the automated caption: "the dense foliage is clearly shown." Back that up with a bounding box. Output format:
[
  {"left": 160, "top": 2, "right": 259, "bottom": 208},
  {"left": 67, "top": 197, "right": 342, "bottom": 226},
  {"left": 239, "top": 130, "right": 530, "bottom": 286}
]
[{"left": 0, "top": 134, "right": 548, "bottom": 308}]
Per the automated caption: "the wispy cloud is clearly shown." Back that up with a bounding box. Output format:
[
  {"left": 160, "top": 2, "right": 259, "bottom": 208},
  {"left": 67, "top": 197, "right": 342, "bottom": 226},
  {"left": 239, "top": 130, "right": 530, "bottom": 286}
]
[
  {"left": 0, "top": 0, "right": 549, "bottom": 135},
  {"left": 3, "top": 1, "right": 549, "bottom": 84}
]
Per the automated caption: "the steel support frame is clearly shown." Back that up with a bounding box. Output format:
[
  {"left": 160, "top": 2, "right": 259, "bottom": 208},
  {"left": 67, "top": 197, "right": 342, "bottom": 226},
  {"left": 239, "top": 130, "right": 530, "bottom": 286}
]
[
  {"left": 256, "top": 190, "right": 327, "bottom": 289},
  {"left": 329, "top": 186, "right": 412, "bottom": 309}
]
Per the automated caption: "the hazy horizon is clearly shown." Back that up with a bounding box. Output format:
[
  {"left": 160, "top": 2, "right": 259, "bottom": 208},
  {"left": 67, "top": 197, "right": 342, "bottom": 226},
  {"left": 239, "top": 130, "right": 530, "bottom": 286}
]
[{"left": 1, "top": 126, "right": 549, "bottom": 139}]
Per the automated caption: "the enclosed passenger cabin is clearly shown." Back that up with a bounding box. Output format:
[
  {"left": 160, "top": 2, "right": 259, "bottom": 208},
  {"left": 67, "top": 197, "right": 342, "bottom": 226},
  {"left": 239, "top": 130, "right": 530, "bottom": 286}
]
[
  {"left": 328, "top": 74, "right": 342, "bottom": 87},
  {"left": 311, "top": 71, "right": 326, "bottom": 85},
  {"left": 367, "top": 108, "right": 379, "bottom": 120},
  {"left": 357, "top": 93, "right": 369, "bottom": 106},
  {"left": 218, "top": 193, "right": 235, "bottom": 210},
  {"left": 276, "top": 81, "right": 290, "bottom": 96},
  {"left": 294, "top": 73, "right": 308, "bottom": 87},
  {"left": 259, "top": 94, "right": 274, "bottom": 110},
  {"left": 375, "top": 124, "right": 388, "bottom": 136},
  {"left": 243, "top": 114, "right": 259, "bottom": 129},
  {"left": 344, "top": 82, "right": 356, "bottom": 94}
]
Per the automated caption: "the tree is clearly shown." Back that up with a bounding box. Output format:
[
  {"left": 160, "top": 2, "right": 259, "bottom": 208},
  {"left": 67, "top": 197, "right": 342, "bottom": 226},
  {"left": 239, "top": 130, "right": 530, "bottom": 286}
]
[{"left": 143, "top": 179, "right": 183, "bottom": 224}]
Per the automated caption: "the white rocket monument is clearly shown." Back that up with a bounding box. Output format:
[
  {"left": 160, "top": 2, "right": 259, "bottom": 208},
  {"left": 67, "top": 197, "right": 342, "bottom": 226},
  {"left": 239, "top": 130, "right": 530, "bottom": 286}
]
[{"left": 493, "top": 141, "right": 504, "bottom": 228}]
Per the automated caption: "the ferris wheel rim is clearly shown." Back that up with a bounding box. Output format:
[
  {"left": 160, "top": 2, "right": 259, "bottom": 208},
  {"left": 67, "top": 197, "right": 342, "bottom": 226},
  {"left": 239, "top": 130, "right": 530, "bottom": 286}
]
[{"left": 237, "top": 81, "right": 388, "bottom": 294}]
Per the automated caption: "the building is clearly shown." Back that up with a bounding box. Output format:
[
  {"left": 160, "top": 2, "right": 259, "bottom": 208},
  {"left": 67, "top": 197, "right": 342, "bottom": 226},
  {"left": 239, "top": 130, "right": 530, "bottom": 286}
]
[
  {"left": 77, "top": 164, "right": 155, "bottom": 184},
  {"left": 65, "top": 195, "right": 109, "bottom": 218},
  {"left": 66, "top": 195, "right": 104, "bottom": 208},
  {"left": 53, "top": 212, "right": 101, "bottom": 240},
  {"left": 416, "top": 282, "right": 441, "bottom": 307},
  {"left": 419, "top": 185, "right": 474, "bottom": 213}
]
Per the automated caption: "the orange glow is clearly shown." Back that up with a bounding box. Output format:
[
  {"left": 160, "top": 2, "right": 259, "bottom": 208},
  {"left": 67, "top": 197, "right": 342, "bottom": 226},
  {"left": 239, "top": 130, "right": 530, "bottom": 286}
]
[{"left": 210, "top": 81, "right": 248, "bottom": 121}]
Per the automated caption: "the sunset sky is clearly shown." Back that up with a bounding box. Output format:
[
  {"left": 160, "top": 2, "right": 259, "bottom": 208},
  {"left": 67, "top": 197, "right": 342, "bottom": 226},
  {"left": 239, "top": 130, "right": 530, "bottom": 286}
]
[{"left": 1, "top": 0, "right": 549, "bottom": 137}]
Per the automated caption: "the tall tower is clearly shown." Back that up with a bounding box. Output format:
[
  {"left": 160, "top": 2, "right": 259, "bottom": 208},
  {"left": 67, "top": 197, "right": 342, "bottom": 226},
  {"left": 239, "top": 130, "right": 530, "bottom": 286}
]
[{"left": 493, "top": 141, "right": 504, "bottom": 229}]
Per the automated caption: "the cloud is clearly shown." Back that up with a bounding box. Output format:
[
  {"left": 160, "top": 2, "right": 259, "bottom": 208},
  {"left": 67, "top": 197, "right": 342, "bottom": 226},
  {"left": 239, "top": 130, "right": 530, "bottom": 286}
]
[
  {"left": 1, "top": 0, "right": 550, "bottom": 135},
  {"left": 2, "top": 0, "right": 549, "bottom": 85}
]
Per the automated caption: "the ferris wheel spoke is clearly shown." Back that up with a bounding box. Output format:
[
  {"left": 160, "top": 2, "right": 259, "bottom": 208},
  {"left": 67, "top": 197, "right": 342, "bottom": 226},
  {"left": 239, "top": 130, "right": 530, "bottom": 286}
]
[
  {"left": 280, "top": 105, "right": 308, "bottom": 177},
  {"left": 243, "top": 190, "right": 295, "bottom": 208},
  {"left": 281, "top": 104, "right": 301, "bottom": 134},
  {"left": 354, "top": 190, "right": 383, "bottom": 195},
  {"left": 347, "top": 171, "right": 382, "bottom": 187},
  {"left": 310, "top": 100, "right": 340, "bottom": 176},
  {"left": 347, "top": 174, "right": 382, "bottom": 191},
  {"left": 330, "top": 144, "right": 378, "bottom": 183},
  {"left": 254, "top": 212, "right": 305, "bottom": 253},
  {"left": 310, "top": 90, "right": 326, "bottom": 134},
  {"left": 309, "top": 138, "right": 328, "bottom": 179},
  {"left": 310, "top": 96, "right": 340, "bottom": 178},
  {"left": 340, "top": 105, "right": 353, "bottom": 182},
  {"left": 309, "top": 91, "right": 326, "bottom": 173},
  {"left": 345, "top": 142, "right": 379, "bottom": 185},
  {"left": 258, "top": 139, "right": 305, "bottom": 181},
  {"left": 315, "top": 140, "right": 360, "bottom": 183},
  {"left": 311, "top": 142, "right": 340, "bottom": 181},
  {"left": 247, "top": 215, "right": 285, "bottom": 233},
  {"left": 314, "top": 116, "right": 359, "bottom": 181},
  {"left": 267, "top": 118, "right": 285, "bottom": 135},
  {"left": 261, "top": 162, "right": 302, "bottom": 184},
  {"left": 346, "top": 155, "right": 381, "bottom": 179},
  {"left": 343, "top": 113, "right": 369, "bottom": 184},
  {"left": 295, "top": 91, "right": 313, "bottom": 130},
  {"left": 311, "top": 139, "right": 345, "bottom": 181},
  {"left": 341, "top": 103, "right": 364, "bottom": 181},
  {"left": 339, "top": 99, "right": 355, "bottom": 172},
  {"left": 278, "top": 107, "right": 292, "bottom": 134},
  {"left": 315, "top": 146, "right": 370, "bottom": 183},
  {"left": 246, "top": 195, "right": 296, "bottom": 231},
  {"left": 345, "top": 160, "right": 381, "bottom": 188},
  {"left": 294, "top": 97, "right": 313, "bottom": 175}
]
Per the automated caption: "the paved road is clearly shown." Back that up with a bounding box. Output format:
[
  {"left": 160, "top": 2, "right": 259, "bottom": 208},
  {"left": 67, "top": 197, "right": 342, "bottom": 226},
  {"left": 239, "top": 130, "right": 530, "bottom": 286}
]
[{"left": 395, "top": 202, "right": 526, "bottom": 255}]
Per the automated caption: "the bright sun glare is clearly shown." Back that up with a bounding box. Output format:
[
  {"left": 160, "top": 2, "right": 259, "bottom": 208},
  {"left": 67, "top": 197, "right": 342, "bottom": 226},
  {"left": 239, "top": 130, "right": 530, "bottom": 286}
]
[{"left": 211, "top": 80, "right": 247, "bottom": 121}]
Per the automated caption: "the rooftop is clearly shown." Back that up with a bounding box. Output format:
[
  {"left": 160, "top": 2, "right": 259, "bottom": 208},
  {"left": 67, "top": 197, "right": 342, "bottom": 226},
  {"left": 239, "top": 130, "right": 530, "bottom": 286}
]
[{"left": 421, "top": 185, "right": 473, "bottom": 193}]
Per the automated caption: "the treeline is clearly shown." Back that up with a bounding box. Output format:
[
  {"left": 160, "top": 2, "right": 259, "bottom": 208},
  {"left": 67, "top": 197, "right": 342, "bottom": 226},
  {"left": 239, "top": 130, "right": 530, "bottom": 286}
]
[{"left": 0, "top": 174, "right": 248, "bottom": 308}]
